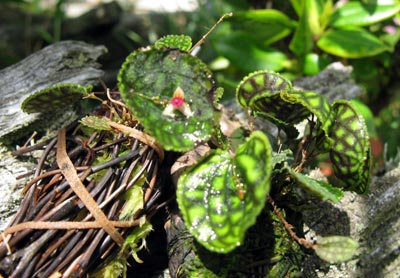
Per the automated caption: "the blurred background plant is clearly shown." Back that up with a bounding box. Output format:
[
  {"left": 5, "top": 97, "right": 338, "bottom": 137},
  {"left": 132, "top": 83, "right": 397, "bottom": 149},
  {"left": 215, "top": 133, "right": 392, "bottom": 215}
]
[{"left": 1, "top": 0, "right": 399, "bottom": 164}]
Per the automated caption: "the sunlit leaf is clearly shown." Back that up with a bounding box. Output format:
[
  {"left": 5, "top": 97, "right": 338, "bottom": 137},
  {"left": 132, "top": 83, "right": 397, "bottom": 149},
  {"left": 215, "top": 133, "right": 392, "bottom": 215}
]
[
  {"left": 329, "top": 1, "right": 400, "bottom": 27},
  {"left": 154, "top": 34, "right": 192, "bottom": 51},
  {"left": 214, "top": 32, "right": 288, "bottom": 72},
  {"left": 350, "top": 99, "right": 377, "bottom": 139},
  {"left": 290, "top": 0, "right": 302, "bottom": 16},
  {"left": 329, "top": 100, "right": 371, "bottom": 193},
  {"left": 229, "top": 10, "right": 295, "bottom": 45},
  {"left": 80, "top": 116, "right": 111, "bottom": 131},
  {"left": 118, "top": 47, "right": 217, "bottom": 151},
  {"left": 315, "top": 236, "right": 359, "bottom": 263},
  {"left": 289, "top": 0, "right": 316, "bottom": 55},
  {"left": 286, "top": 167, "right": 344, "bottom": 202},
  {"left": 317, "top": 28, "right": 388, "bottom": 58},
  {"left": 21, "top": 83, "right": 91, "bottom": 114},
  {"left": 177, "top": 131, "right": 272, "bottom": 253}
]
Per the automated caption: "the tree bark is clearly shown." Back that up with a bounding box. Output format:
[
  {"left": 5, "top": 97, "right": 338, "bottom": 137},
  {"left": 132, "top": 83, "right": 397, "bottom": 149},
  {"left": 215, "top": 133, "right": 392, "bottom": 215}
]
[
  {"left": 0, "top": 40, "right": 107, "bottom": 142},
  {"left": 0, "top": 40, "right": 106, "bottom": 230}
]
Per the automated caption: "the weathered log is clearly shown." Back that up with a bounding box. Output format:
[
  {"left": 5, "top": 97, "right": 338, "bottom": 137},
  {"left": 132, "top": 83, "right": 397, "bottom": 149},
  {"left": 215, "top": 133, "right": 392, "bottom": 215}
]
[
  {"left": 0, "top": 40, "right": 107, "bottom": 142},
  {"left": 0, "top": 41, "right": 106, "bottom": 231}
]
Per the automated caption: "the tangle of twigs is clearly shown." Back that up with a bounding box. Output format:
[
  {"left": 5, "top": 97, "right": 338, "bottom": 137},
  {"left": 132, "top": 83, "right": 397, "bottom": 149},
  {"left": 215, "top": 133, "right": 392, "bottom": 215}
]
[{"left": 0, "top": 93, "right": 161, "bottom": 278}]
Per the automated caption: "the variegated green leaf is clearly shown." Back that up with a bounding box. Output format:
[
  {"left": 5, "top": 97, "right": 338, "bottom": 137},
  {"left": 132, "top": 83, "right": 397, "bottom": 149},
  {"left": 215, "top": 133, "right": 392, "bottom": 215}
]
[
  {"left": 236, "top": 71, "right": 299, "bottom": 137},
  {"left": 280, "top": 90, "right": 334, "bottom": 147},
  {"left": 21, "top": 83, "right": 91, "bottom": 114},
  {"left": 315, "top": 236, "right": 359, "bottom": 263},
  {"left": 236, "top": 70, "right": 292, "bottom": 108},
  {"left": 236, "top": 71, "right": 333, "bottom": 140},
  {"left": 177, "top": 131, "right": 272, "bottom": 253},
  {"left": 154, "top": 34, "right": 192, "bottom": 51},
  {"left": 118, "top": 47, "right": 217, "bottom": 151},
  {"left": 286, "top": 167, "right": 344, "bottom": 202},
  {"left": 329, "top": 100, "right": 371, "bottom": 193}
]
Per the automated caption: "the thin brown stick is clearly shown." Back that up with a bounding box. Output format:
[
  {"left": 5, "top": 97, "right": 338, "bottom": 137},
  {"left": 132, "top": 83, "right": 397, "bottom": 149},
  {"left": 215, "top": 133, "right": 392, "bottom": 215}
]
[
  {"left": 145, "top": 156, "right": 158, "bottom": 203},
  {"left": 268, "top": 196, "right": 314, "bottom": 249},
  {"left": 22, "top": 131, "right": 38, "bottom": 147},
  {"left": 190, "top": 12, "right": 233, "bottom": 53},
  {"left": 56, "top": 128, "right": 124, "bottom": 246},
  {"left": 12, "top": 140, "right": 49, "bottom": 156},
  {"left": 1, "top": 219, "right": 141, "bottom": 238},
  {"left": 104, "top": 118, "right": 164, "bottom": 161},
  {"left": 22, "top": 167, "right": 89, "bottom": 195}
]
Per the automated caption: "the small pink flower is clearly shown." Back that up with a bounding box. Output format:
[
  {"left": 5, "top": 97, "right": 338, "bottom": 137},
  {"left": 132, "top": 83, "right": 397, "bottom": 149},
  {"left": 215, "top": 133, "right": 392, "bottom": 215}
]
[
  {"left": 383, "top": 25, "right": 397, "bottom": 34},
  {"left": 162, "top": 87, "right": 194, "bottom": 118},
  {"left": 171, "top": 95, "right": 184, "bottom": 107},
  {"left": 394, "top": 16, "right": 400, "bottom": 26}
]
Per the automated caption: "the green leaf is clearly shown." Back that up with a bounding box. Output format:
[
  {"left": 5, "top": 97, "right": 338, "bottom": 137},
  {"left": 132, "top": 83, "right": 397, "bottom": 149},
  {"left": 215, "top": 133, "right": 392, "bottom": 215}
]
[
  {"left": 118, "top": 47, "right": 217, "bottom": 151},
  {"left": 177, "top": 131, "right": 272, "bottom": 253},
  {"left": 307, "top": 0, "right": 327, "bottom": 35},
  {"left": 119, "top": 185, "right": 144, "bottom": 220},
  {"left": 21, "top": 83, "right": 91, "bottom": 114},
  {"left": 303, "top": 53, "right": 331, "bottom": 75},
  {"left": 329, "top": 100, "right": 371, "bottom": 193},
  {"left": 272, "top": 149, "right": 294, "bottom": 168},
  {"left": 154, "top": 34, "right": 192, "bottom": 51},
  {"left": 214, "top": 32, "right": 288, "bottom": 72},
  {"left": 315, "top": 236, "right": 359, "bottom": 263},
  {"left": 236, "top": 71, "right": 298, "bottom": 137},
  {"left": 236, "top": 71, "right": 333, "bottom": 140},
  {"left": 317, "top": 28, "right": 389, "bottom": 58},
  {"left": 236, "top": 70, "right": 292, "bottom": 110},
  {"left": 286, "top": 167, "right": 344, "bottom": 202},
  {"left": 350, "top": 99, "right": 378, "bottom": 139},
  {"left": 91, "top": 258, "right": 127, "bottom": 278},
  {"left": 329, "top": 1, "right": 400, "bottom": 27},
  {"left": 80, "top": 116, "right": 111, "bottom": 131},
  {"left": 122, "top": 220, "right": 153, "bottom": 263},
  {"left": 93, "top": 220, "right": 152, "bottom": 277},
  {"left": 290, "top": 0, "right": 302, "bottom": 16},
  {"left": 230, "top": 10, "right": 295, "bottom": 45},
  {"left": 289, "top": 0, "right": 316, "bottom": 56},
  {"left": 280, "top": 90, "right": 333, "bottom": 145}
]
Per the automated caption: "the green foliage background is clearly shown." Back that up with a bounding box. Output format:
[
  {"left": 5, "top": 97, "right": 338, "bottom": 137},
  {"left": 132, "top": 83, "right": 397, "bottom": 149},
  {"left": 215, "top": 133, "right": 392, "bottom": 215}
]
[{"left": 192, "top": 0, "right": 400, "bottom": 163}]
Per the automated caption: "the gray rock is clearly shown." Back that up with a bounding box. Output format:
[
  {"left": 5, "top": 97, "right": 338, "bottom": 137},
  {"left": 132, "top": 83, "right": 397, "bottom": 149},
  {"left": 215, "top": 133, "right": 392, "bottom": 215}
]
[{"left": 293, "top": 62, "right": 363, "bottom": 102}]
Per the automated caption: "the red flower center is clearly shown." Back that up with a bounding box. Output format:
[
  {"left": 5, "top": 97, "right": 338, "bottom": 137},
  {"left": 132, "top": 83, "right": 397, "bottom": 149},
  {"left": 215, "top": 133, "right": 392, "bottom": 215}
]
[{"left": 171, "top": 96, "right": 184, "bottom": 107}]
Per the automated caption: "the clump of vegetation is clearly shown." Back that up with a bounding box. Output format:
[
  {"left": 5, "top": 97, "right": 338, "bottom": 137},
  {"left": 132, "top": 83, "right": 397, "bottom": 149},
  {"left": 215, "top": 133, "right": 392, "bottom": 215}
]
[{"left": 0, "top": 19, "right": 371, "bottom": 275}]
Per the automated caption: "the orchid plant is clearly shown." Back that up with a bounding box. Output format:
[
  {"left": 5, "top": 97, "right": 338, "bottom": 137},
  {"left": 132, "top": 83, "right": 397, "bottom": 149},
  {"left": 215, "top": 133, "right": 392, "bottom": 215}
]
[{"left": 17, "top": 30, "right": 371, "bottom": 275}]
